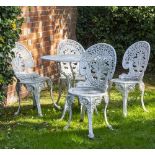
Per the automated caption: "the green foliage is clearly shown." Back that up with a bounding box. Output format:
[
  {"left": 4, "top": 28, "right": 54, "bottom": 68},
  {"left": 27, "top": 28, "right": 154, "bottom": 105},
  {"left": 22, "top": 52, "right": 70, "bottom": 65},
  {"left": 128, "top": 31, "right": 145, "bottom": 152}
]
[
  {"left": 0, "top": 6, "right": 23, "bottom": 104},
  {"left": 76, "top": 6, "right": 155, "bottom": 71}
]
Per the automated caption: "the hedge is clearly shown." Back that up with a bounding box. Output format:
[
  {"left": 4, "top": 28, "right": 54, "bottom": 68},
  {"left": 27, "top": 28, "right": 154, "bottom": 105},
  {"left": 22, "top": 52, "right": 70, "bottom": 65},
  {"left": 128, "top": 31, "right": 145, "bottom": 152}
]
[
  {"left": 76, "top": 6, "right": 155, "bottom": 71},
  {"left": 0, "top": 6, "right": 23, "bottom": 104}
]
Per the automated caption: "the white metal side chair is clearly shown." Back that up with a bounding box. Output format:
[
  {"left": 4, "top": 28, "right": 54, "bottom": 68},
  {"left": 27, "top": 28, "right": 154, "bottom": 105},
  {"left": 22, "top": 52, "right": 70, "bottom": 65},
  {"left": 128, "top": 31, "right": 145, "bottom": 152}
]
[
  {"left": 56, "top": 39, "right": 85, "bottom": 105},
  {"left": 11, "top": 42, "right": 55, "bottom": 117},
  {"left": 63, "top": 43, "right": 117, "bottom": 139},
  {"left": 111, "top": 41, "right": 150, "bottom": 117}
]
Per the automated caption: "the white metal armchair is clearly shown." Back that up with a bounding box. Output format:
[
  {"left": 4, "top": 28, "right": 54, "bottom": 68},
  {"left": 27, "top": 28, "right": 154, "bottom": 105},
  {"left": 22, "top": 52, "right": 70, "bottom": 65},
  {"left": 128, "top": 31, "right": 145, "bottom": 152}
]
[
  {"left": 111, "top": 41, "right": 150, "bottom": 117},
  {"left": 11, "top": 42, "right": 55, "bottom": 116},
  {"left": 63, "top": 43, "right": 117, "bottom": 139}
]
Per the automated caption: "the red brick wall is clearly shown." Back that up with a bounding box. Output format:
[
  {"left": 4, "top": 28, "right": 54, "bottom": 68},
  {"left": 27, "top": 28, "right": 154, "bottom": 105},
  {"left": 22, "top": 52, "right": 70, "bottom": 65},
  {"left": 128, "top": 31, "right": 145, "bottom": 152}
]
[{"left": 7, "top": 6, "right": 77, "bottom": 103}]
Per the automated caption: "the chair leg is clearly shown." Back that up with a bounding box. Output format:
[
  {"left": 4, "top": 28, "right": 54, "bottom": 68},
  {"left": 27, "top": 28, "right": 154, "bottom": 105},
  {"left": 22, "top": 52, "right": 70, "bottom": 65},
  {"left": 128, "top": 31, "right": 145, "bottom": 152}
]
[
  {"left": 122, "top": 89, "right": 129, "bottom": 117},
  {"left": 79, "top": 97, "right": 95, "bottom": 138},
  {"left": 115, "top": 82, "right": 136, "bottom": 117},
  {"left": 61, "top": 95, "right": 74, "bottom": 120},
  {"left": 64, "top": 95, "right": 74, "bottom": 129},
  {"left": 47, "top": 79, "right": 61, "bottom": 110},
  {"left": 56, "top": 78, "right": 62, "bottom": 106},
  {"left": 14, "top": 82, "right": 21, "bottom": 116},
  {"left": 94, "top": 106, "right": 98, "bottom": 115},
  {"left": 80, "top": 105, "right": 86, "bottom": 122},
  {"left": 33, "top": 87, "right": 43, "bottom": 117},
  {"left": 103, "top": 93, "right": 113, "bottom": 130},
  {"left": 139, "top": 81, "right": 148, "bottom": 112},
  {"left": 87, "top": 110, "right": 94, "bottom": 139},
  {"left": 80, "top": 103, "right": 97, "bottom": 122},
  {"left": 32, "top": 92, "right": 37, "bottom": 109},
  {"left": 60, "top": 99, "right": 69, "bottom": 120},
  {"left": 86, "top": 98, "right": 94, "bottom": 139}
]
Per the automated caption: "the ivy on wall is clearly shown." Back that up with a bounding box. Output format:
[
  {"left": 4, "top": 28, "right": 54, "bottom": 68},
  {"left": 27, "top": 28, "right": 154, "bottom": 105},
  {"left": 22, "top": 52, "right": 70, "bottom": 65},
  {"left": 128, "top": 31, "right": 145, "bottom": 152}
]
[
  {"left": 76, "top": 6, "right": 155, "bottom": 71},
  {"left": 0, "top": 7, "right": 23, "bottom": 104}
]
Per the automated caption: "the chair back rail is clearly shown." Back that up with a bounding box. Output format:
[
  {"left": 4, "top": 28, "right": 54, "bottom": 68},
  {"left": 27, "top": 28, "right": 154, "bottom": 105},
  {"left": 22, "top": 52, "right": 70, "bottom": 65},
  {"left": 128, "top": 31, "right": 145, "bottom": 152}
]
[
  {"left": 79, "top": 43, "right": 117, "bottom": 91},
  {"left": 12, "top": 42, "right": 35, "bottom": 74},
  {"left": 57, "top": 39, "right": 85, "bottom": 78},
  {"left": 122, "top": 41, "right": 150, "bottom": 80}
]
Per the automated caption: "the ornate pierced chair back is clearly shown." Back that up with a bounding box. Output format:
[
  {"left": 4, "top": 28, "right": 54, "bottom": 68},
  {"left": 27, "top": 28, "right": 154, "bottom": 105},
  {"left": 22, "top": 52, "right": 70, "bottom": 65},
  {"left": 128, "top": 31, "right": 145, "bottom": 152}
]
[
  {"left": 12, "top": 42, "right": 35, "bottom": 74},
  {"left": 57, "top": 39, "right": 85, "bottom": 78},
  {"left": 79, "top": 43, "right": 117, "bottom": 91},
  {"left": 122, "top": 41, "right": 150, "bottom": 80}
]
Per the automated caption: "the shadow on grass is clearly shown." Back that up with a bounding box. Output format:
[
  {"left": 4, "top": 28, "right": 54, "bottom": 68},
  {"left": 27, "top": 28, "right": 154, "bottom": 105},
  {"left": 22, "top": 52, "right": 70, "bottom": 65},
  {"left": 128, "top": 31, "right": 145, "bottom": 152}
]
[
  {"left": 0, "top": 113, "right": 155, "bottom": 149},
  {"left": 0, "top": 87, "right": 155, "bottom": 148}
]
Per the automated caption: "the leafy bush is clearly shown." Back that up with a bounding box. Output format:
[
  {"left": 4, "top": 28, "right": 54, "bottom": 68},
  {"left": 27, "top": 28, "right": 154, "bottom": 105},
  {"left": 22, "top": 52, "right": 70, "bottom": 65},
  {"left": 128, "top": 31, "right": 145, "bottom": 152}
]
[
  {"left": 0, "top": 7, "right": 23, "bottom": 104},
  {"left": 76, "top": 6, "right": 155, "bottom": 71}
]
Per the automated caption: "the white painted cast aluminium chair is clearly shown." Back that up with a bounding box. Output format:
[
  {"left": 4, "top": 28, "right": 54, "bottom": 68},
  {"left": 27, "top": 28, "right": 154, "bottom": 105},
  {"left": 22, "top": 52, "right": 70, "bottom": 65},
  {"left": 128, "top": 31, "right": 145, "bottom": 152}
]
[
  {"left": 11, "top": 42, "right": 55, "bottom": 116},
  {"left": 111, "top": 41, "right": 150, "bottom": 117},
  {"left": 63, "top": 43, "right": 117, "bottom": 139}
]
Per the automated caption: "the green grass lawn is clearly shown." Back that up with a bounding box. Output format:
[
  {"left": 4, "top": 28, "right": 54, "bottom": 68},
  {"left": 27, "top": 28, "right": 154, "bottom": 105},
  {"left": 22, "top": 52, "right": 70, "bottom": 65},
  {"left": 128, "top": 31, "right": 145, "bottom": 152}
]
[{"left": 0, "top": 74, "right": 155, "bottom": 149}]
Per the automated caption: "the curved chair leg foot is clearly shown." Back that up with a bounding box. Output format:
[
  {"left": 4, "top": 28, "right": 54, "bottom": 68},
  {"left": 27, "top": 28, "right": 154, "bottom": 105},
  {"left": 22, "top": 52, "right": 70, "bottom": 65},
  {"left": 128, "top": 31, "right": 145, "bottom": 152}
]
[
  {"left": 38, "top": 113, "right": 43, "bottom": 117},
  {"left": 139, "top": 82, "right": 148, "bottom": 112},
  {"left": 14, "top": 108, "right": 21, "bottom": 116},
  {"left": 14, "top": 101, "right": 21, "bottom": 116},
  {"left": 54, "top": 103, "right": 61, "bottom": 110},
  {"left": 104, "top": 94, "right": 113, "bottom": 130},
  {"left": 47, "top": 78, "right": 62, "bottom": 110}
]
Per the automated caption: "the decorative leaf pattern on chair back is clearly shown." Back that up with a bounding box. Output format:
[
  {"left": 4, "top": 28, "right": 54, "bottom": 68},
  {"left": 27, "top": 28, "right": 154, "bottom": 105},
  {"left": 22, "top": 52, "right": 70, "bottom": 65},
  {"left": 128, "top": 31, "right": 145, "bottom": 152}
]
[
  {"left": 57, "top": 39, "right": 85, "bottom": 77},
  {"left": 12, "top": 42, "right": 35, "bottom": 73},
  {"left": 80, "top": 43, "right": 117, "bottom": 91},
  {"left": 122, "top": 41, "right": 150, "bottom": 79}
]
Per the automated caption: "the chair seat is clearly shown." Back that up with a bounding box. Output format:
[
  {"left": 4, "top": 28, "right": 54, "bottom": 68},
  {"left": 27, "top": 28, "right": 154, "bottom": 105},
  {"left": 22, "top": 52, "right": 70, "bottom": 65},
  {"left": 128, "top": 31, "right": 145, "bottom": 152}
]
[
  {"left": 16, "top": 72, "right": 50, "bottom": 84},
  {"left": 68, "top": 87, "right": 105, "bottom": 97},
  {"left": 111, "top": 78, "right": 139, "bottom": 84}
]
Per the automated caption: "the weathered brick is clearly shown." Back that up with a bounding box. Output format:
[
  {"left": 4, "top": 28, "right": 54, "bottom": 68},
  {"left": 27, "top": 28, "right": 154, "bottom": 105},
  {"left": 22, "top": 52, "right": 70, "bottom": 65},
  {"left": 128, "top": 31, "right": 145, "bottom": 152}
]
[{"left": 7, "top": 6, "right": 77, "bottom": 104}]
